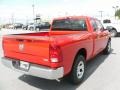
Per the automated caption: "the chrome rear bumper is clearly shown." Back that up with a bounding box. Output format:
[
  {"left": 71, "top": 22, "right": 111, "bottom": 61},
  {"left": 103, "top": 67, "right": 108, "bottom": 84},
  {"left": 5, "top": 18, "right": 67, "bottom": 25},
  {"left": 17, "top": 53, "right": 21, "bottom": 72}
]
[{"left": 1, "top": 57, "right": 64, "bottom": 80}]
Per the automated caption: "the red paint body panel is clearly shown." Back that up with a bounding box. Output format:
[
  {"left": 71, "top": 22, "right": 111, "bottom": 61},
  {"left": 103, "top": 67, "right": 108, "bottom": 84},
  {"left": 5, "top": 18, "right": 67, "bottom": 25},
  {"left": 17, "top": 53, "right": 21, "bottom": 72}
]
[{"left": 2, "top": 16, "right": 110, "bottom": 76}]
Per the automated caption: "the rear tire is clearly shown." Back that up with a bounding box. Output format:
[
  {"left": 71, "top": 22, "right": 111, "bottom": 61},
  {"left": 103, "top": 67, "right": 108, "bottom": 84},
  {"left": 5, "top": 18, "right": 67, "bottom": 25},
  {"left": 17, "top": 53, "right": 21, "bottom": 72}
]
[
  {"left": 36, "top": 28, "right": 39, "bottom": 31},
  {"left": 69, "top": 55, "right": 86, "bottom": 84}
]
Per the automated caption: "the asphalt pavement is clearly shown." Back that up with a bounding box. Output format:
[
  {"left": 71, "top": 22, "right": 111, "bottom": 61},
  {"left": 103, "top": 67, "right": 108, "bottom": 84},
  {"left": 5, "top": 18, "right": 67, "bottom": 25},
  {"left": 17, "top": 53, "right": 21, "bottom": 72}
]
[{"left": 0, "top": 29, "right": 120, "bottom": 90}]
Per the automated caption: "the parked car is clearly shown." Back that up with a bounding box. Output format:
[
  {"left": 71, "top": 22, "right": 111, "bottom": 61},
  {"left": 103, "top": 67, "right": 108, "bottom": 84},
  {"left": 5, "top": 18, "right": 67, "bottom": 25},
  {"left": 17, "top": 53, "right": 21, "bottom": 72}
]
[
  {"left": 102, "top": 19, "right": 120, "bottom": 37},
  {"left": 35, "top": 22, "right": 50, "bottom": 31},
  {"left": 2, "top": 16, "right": 111, "bottom": 84},
  {"left": 28, "top": 22, "right": 50, "bottom": 31},
  {"left": 14, "top": 23, "right": 23, "bottom": 29},
  {"left": 8, "top": 24, "right": 14, "bottom": 29},
  {"left": 22, "top": 24, "right": 28, "bottom": 30},
  {"left": 27, "top": 23, "right": 35, "bottom": 30}
]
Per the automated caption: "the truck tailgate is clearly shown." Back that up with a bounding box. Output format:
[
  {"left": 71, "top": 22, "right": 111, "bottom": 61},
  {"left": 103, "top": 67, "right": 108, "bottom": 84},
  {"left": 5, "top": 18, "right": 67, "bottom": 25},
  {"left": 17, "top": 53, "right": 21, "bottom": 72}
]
[{"left": 3, "top": 35, "right": 51, "bottom": 66}]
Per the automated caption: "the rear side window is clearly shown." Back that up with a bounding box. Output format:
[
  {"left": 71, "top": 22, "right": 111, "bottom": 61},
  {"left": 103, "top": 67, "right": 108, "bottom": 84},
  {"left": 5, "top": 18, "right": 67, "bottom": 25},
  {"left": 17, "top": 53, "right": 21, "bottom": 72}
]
[
  {"left": 52, "top": 18, "right": 87, "bottom": 31},
  {"left": 90, "top": 19, "right": 104, "bottom": 31},
  {"left": 90, "top": 19, "right": 97, "bottom": 31},
  {"left": 95, "top": 20, "right": 104, "bottom": 30}
]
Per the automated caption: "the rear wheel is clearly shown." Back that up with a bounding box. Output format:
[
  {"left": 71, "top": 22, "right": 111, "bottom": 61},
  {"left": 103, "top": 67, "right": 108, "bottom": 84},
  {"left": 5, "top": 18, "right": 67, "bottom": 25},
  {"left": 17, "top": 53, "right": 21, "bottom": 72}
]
[
  {"left": 36, "top": 28, "right": 40, "bottom": 31},
  {"left": 69, "top": 55, "right": 86, "bottom": 84},
  {"left": 30, "top": 27, "right": 33, "bottom": 30}
]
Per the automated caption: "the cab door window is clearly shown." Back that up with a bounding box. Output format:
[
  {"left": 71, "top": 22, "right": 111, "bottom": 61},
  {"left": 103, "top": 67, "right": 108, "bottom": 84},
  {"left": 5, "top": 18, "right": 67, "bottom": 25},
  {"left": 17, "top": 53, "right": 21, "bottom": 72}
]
[
  {"left": 95, "top": 20, "right": 104, "bottom": 31},
  {"left": 90, "top": 19, "right": 98, "bottom": 31}
]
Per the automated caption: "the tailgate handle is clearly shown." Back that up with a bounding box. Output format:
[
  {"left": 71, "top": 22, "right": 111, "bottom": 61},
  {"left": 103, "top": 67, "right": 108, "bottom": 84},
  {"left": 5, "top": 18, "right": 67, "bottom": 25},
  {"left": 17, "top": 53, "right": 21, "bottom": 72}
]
[{"left": 16, "top": 39, "right": 24, "bottom": 42}]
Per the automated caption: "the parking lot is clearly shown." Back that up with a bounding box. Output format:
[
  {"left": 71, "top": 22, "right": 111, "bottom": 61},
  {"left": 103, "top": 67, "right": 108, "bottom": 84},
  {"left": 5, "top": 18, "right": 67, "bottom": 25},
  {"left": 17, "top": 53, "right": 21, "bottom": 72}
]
[{"left": 0, "top": 29, "right": 120, "bottom": 90}]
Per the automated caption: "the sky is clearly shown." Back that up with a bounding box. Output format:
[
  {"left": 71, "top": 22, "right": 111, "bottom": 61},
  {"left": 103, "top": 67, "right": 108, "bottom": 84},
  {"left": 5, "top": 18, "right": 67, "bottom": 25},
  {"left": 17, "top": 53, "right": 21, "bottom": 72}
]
[{"left": 0, "top": 0, "right": 120, "bottom": 24}]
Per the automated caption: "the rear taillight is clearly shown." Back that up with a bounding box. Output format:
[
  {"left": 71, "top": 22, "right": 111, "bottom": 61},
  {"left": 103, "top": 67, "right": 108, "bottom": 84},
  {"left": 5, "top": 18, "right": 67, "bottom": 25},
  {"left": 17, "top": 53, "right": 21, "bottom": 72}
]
[{"left": 49, "top": 44, "right": 62, "bottom": 63}]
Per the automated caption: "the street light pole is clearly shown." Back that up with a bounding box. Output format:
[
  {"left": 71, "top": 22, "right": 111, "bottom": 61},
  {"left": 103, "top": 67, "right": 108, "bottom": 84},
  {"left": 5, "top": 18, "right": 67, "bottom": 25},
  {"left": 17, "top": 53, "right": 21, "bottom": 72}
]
[
  {"left": 11, "top": 13, "right": 15, "bottom": 24},
  {"left": 112, "top": 6, "right": 119, "bottom": 19},
  {"left": 99, "top": 11, "right": 103, "bottom": 21},
  {"left": 32, "top": 4, "right": 35, "bottom": 21},
  {"left": 32, "top": 0, "right": 36, "bottom": 22}
]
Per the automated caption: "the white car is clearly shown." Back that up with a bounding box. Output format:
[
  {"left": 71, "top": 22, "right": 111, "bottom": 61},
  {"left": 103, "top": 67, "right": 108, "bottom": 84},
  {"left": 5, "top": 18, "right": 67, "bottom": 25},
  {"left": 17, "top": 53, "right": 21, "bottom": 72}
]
[
  {"left": 102, "top": 19, "right": 120, "bottom": 37},
  {"left": 27, "top": 23, "right": 35, "bottom": 30},
  {"left": 8, "top": 24, "right": 14, "bottom": 29}
]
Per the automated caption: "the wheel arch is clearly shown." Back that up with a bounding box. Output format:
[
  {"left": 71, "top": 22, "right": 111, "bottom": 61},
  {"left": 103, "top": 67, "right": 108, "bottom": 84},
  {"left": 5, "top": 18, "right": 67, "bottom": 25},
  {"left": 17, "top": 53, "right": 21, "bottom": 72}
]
[
  {"left": 107, "top": 26, "right": 117, "bottom": 32},
  {"left": 75, "top": 48, "right": 87, "bottom": 60},
  {"left": 67, "top": 48, "right": 87, "bottom": 83},
  {"left": 69, "top": 48, "right": 87, "bottom": 73},
  {"left": 70, "top": 48, "right": 87, "bottom": 71},
  {"left": 111, "top": 27, "right": 117, "bottom": 31}
]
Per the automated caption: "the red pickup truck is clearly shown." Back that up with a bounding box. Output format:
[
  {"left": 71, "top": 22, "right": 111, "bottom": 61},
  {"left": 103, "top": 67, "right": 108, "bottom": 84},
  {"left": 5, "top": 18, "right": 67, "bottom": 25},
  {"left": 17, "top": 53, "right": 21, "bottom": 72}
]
[{"left": 2, "top": 16, "right": 111, "bottom": 84}]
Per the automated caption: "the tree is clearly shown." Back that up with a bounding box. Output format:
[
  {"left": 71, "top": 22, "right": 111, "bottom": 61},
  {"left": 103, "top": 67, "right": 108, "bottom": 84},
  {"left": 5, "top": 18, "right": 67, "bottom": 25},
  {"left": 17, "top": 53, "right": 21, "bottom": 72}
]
[{"left": 115, "top": 9, "right": 120, "bottom": 19}]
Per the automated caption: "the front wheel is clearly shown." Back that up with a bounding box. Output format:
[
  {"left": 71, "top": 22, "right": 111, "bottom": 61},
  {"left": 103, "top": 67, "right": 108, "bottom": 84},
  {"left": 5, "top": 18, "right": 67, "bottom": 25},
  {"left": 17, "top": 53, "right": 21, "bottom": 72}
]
[
  {"left": 110, "top": 29, "right": 117, "bottom": 37},
  {"left": 103, "top": 40, "right": 111, "bottom": 55},
  {"left": 69, "top": 55, "right": 86, "bottom": 84}
]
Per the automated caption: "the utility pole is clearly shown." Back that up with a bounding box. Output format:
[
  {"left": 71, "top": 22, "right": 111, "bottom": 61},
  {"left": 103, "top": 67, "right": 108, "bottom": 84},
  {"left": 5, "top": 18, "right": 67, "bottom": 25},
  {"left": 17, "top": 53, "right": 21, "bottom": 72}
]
[
  {"left": 26, "top": 16, "right": 28, "bottom": 24},
  {"left": 32, "top": 4, "right": 35, "bottom": 21},
  {"left": 112, "top": 6, "right": 119, "bottom": 19},
  {"left": 32, "top": 0, "right": 36, "bottom": 22},
  {"left": 11, "top": 13, "right": 15, "bottom": 24},
  {"left": 99, "top": 11, "right": 103, "bottom": 21}
]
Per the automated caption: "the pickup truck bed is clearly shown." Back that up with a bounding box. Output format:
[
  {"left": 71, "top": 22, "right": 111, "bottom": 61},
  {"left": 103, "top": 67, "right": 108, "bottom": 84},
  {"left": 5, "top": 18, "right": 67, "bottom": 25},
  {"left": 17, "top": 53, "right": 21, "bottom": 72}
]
[{"left": 3, "top": 31, "right": 91, "bottom": 67}]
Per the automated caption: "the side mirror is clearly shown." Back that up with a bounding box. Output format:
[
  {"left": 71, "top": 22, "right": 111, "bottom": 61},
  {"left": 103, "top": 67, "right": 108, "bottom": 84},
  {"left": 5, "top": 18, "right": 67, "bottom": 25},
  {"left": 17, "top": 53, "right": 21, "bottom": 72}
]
[{"left": 100, "top": 27, "right": 108, "bottom": 32}]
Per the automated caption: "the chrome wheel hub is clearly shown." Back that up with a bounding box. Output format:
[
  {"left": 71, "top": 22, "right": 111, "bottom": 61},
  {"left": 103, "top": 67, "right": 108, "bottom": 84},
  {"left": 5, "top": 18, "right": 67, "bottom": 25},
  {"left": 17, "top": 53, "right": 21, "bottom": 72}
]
[
  {"left": 108, "top": 42, "right": 111, "bottom": 52},
  {"left": 77, "top": 61, "right": 84, "bottom": 79}
]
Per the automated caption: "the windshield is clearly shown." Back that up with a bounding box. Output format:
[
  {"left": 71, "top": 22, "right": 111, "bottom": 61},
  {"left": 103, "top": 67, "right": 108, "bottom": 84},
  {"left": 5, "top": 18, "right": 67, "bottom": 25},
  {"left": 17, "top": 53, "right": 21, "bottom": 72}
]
[{"left": 52, "top": 18, "right": 87, "bottom": 31}]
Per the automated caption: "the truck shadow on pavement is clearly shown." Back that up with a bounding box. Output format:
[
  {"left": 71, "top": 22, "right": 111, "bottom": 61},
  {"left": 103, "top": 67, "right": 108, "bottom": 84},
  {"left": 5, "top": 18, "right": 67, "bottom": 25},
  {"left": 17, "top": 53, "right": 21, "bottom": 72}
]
[{"left": 19, "top": 49, "right": 114, "bottom": 90}]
